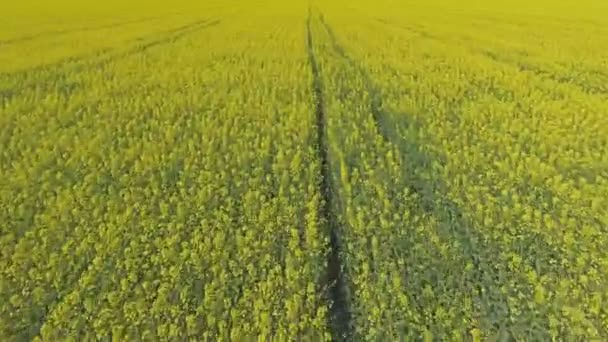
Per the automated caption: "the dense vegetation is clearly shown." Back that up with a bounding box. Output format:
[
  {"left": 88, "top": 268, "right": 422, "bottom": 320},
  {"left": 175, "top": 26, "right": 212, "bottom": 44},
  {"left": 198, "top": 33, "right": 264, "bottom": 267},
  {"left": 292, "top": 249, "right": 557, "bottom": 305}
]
[{"left": 1, "top": 0, "right": 606, "bottom": 340}]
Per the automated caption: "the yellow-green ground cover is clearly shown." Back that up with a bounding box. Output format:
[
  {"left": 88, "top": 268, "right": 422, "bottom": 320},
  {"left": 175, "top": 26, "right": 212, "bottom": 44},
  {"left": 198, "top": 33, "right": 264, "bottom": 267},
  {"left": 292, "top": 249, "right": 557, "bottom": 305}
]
[{"left": 1, "top": 0, "right": 606, "bottom": 340}]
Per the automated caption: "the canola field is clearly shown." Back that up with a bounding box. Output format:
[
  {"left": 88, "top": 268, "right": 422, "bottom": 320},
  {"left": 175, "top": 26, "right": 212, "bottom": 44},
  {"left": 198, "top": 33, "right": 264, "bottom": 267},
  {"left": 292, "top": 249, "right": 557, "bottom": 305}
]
[{"left": 1, "top": 0, "right": 607, "bottom": 340}]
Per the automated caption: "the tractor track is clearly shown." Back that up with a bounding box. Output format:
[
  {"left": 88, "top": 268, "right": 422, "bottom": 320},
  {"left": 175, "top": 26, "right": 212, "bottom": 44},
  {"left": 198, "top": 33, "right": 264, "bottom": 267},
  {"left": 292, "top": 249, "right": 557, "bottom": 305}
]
[{"left": 306, "top": 8, "right": 353, "bottom": 341}]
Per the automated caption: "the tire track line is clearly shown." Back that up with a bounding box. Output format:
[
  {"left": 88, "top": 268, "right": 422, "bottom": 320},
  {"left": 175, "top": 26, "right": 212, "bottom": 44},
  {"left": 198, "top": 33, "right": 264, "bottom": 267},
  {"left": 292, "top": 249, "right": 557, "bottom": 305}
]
[
  {"left": 306, "top": 8, "right": 353, "bottom": 341},
  {"left": 0, "top": 14, "right": 173, "bottom": 47}
]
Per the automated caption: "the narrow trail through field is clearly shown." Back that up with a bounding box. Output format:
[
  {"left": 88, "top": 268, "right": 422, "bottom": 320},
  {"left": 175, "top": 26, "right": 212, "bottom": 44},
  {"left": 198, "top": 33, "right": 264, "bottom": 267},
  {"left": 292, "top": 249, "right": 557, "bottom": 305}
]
[
  {"left": 0, "top": 18, "right": 222, "bottom": 105},
  {"left": 306, "top": 9, "right": 353, "bottom": 341},
  {"left": 317, "top": 13, "right": 435, "bottom": 212},
  {"left": 0, "top": 15, "right": 168, "bottom": 47},
  {"left": 0, "top": 17, "right": 228, "bottom": 83},
  {"left": 318, "top": 14, "right": 387, "bottom": 141},
  {"left": 372, "top": 17, "right": 608, "bottom": 96}
]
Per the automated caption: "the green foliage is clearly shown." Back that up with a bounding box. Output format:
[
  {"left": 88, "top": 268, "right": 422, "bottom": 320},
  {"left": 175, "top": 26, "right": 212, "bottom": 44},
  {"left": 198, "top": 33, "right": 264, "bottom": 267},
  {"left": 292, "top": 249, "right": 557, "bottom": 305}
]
[
  {"left": 0, "top": 1, "right": 329, "bottom": 340},
  {"left": 311, "top": 0, "right": 608, "bottom": 339},
  {"left": 1, "top": 0, "right": 607, "bottom": 340}
]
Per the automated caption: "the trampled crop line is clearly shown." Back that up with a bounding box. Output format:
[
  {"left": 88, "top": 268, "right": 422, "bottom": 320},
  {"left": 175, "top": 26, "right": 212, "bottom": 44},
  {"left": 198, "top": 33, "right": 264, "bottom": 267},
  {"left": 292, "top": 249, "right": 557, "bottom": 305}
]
[
  {"left": 0, "top": 19, "right": 222, "bottom": 104},
  {"left": 318, "top": 15, "right": 388, "bottom": 144},
  {"left": 373, "top": 17, "right": 608, "bottom": 96},
  {"left": 318, "top": 15, "right": 432, "bottom": 211},
  {"left": 306, "top": 9, "right": 353, "bottom": 341},
  {"left": 0, "top": 14, "right": 171, "bottom": 47},
  {"left": 2, "top": 17, "right": 219, "bottom": 79}
]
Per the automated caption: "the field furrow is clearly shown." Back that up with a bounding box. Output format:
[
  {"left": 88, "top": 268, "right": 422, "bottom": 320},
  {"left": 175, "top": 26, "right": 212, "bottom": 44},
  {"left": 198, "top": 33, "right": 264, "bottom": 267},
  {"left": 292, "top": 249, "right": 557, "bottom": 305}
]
[
  {"left": 1, "top": 0, "right": 607, "bottom": 340},
  {"left": 305, "top": 10, "right": 352, "bottom": 340}
]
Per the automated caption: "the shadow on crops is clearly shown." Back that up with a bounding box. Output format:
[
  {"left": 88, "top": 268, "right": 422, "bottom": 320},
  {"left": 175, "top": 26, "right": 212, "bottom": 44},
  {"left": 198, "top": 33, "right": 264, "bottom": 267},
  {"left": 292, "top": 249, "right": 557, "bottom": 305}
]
[{"left": 316, "top": 11, "right": 556, "bottom": 339}]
